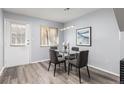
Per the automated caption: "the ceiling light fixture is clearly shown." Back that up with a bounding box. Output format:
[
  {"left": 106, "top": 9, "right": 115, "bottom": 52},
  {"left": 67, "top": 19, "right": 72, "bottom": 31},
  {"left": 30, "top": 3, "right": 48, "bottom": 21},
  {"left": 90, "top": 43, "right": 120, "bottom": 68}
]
[
  {"left": 59, "top": 8, "right": 74, "bottom": 31},
  {"left": 59, "top": 25, "right": 75, "bottom": 31},
  {"left": 64, "top": 8, "right": 70, "bottom": 11}
]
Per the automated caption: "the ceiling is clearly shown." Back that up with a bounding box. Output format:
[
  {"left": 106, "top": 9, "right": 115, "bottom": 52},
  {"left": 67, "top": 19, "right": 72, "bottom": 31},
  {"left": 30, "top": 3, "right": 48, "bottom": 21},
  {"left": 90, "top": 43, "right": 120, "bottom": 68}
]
[
  {"left": 114, "top": 8, "right": 124, "bottom": 32},
  {"left": 3, "top": 8, "right": 99, "bottom": 23}
]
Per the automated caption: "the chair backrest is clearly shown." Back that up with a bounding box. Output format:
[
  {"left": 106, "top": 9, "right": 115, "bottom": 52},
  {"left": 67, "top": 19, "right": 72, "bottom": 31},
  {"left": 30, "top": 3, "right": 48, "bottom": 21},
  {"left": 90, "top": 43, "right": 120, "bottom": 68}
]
[
  {"left": 77, "top": 51, "right": 89, "bottom": 67},
  {"left": 49, "top": 49, "right": 58, "bottom": 63},
  {"left": 50, "top": 46, "right": 57, "bottom": 50},
  {"left": 71, "top": 47, "right": 79, "bottom": 51},
  {"left": 71, "top": 47, "right": 79, "bottom": 58}
]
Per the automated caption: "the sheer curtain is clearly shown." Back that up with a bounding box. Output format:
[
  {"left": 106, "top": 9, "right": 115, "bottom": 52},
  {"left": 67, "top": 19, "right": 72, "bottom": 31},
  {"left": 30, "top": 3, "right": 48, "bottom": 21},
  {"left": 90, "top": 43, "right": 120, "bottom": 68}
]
[
  {"left": 10, "top": 23, "right": 26, "bottom": 46},
  {"left": 40, "top": 27, "right": 49, "bottom": 46},
  {"left": 48, "top": 28, "right": 58, "bottom": 46},
  {"left": 40, "top": 26, "right": 58, "bottom": 46}
]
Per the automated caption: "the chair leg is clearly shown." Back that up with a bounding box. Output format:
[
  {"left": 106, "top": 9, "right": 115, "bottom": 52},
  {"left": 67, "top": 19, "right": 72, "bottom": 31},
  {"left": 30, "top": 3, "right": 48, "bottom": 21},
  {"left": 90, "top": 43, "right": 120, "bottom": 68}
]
[
  {"left": 87, "top": 66, "right": 90, "bottom": 78},
  {"left": 71, "top": 64, "right": 72, "bottom": 71},
  {"left": 76, "top": 67, "right": 77, "bottom": 72},
  {"left": 59, "top": 63, "right": 60, "bottom": 68},
  {"left": 64, "top": 62, "right": 66, "bottom": 72},
  {"left": 48, "top": 61, "right": 51, "bottom": 71},
  {"left": 54, "top": 64, "right": 56, "bottom": 77},
  {"left": 68, "top": 63, "right": 70, "bottom": 75},
  {"left": 79, "top": 68, "right": 81, "bottom": 83}
]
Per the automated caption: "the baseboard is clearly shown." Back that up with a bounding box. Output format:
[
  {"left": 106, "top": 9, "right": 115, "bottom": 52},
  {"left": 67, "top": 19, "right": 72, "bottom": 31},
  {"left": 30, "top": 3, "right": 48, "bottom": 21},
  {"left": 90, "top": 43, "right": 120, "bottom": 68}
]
[
  {"left": 32, "top": 59, "right": 120, "bottom": 77},
  {"left": 5, "top": 59, "right": 50, "bottom": 68},
  {"left": 3, "top": 59, "right": 119, "bottom": 77},
  {"left": 88, "top": 65, "right": 119, "bottom": 77},
  {"left": 31, "top": 59, "right": 50, "bottom": 64},
  {"left": 0, "top": 66, "right": 5, "bottom": 76}
]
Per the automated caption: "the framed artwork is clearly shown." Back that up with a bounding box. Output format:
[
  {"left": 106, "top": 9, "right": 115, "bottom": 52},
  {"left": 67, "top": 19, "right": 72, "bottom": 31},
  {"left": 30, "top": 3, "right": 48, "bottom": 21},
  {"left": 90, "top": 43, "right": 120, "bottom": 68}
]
[{"left": 76, "top": 27, "right": 91, "bottom": 46}]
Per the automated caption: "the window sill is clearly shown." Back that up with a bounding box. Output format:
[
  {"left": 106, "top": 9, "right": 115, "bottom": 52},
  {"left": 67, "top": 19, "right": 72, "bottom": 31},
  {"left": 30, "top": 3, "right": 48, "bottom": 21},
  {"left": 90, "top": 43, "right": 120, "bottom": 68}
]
[{"left": 40, "top": 45, "right": 58, "bottom": 47}]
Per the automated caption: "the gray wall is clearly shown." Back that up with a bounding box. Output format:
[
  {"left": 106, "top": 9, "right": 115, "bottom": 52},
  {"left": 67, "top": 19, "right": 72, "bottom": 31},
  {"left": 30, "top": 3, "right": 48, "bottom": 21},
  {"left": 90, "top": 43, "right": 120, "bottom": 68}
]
[
  {"left": 3, "top": 11, "right": 64, "bottom": 62},
  {"left": 64, "top": 9, "right": 120, "bottom": 75},
  {"left": 2, "top": 9, "right": 120, "bottom": 75},
  {"left": 120, "top": 32, "right": 124, "bottom": 59},
  {"left": 0, "top": 9, "right": 3, "bottom": 70}
]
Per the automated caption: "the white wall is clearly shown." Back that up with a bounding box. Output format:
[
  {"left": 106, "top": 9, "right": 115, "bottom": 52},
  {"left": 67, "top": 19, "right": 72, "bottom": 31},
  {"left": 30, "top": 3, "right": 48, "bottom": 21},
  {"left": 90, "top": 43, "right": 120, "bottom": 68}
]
[
  {"left": 0, "top": 9, "right": 3, "bottom": 70},
  {"left": 64, "top": 9, "right": 120, "bottom": 75},
  {"left": 120, "top": 32, "right": 124, "bottom": 59},
  {"left": 3, "top": 11, "right": 64, "bottom": 63}
]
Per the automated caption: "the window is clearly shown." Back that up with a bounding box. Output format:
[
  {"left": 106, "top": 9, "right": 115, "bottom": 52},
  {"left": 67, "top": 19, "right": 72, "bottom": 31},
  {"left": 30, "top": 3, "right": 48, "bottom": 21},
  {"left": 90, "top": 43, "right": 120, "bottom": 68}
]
[
  {"left": 40, "top": 26, "right": 59, "bottom": 46},
  {"left": 10, "top": 23, "right": 26, "bottom": 46}
]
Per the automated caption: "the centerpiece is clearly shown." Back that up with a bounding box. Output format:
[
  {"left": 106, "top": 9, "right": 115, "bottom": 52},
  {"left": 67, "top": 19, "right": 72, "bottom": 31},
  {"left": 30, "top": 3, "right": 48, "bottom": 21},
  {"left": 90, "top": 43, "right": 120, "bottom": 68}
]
[{"left": 63, "top": 41, "right": 69, "bottom": 52}]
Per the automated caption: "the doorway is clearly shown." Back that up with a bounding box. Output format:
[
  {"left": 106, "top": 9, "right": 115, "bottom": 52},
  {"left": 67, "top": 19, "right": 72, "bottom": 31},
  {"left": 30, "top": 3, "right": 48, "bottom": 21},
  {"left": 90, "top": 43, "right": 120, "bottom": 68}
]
[{"left": 4, "top": 19, "right": 31, "bottom": 67}]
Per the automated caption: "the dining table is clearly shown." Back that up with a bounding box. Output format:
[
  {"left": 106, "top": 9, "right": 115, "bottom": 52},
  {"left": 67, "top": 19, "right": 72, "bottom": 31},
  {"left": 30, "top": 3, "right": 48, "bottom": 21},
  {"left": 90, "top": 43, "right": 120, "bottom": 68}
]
[
  {"left": 55, "top": 49, "right": 80, "bottom": 60},
  {"left": 55, "top": 49, "right": 89, "bottom": 61},
  {"left": 54, "top": 49, "right": 80, "bottom": 72}
]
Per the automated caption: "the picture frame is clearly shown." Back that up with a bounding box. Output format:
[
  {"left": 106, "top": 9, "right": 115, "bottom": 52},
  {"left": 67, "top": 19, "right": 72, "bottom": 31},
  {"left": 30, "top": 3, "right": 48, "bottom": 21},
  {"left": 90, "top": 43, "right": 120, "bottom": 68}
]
[{"left": 76, "top": 27, "right": 91, "bottom": 46}]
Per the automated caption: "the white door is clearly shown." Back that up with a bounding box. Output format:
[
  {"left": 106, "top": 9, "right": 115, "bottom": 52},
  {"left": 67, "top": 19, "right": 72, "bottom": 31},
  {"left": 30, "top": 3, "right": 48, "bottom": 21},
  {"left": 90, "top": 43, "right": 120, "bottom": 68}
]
[{"left": 4, "top": 19, "right": 31, "bottom": 67}]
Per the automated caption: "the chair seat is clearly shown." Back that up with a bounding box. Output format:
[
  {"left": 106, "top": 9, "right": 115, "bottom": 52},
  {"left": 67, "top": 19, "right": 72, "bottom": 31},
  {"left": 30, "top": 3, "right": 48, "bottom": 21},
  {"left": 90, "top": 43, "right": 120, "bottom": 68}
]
[
  {"left": 58, "top": 58, "right": 65, "bottom": 63},
  {"left": 65, "top": 56, "right": 75, "bottom": 60},
  {"left": 65, "top": 54, "right": 76, "bottom": 60},
  {"left": 58, "top": 54, "right": 62, "bottom": 57},
  {"left": 69, "top": 59, "right": 79, "bottom": 67}
]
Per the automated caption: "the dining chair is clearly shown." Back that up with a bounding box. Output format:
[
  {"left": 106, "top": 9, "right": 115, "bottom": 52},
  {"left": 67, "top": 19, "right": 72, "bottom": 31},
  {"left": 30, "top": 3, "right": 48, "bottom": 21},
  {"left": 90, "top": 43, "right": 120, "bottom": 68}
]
[
  {"left": 65, "top": 47, "right": 79, "bottom": 60},
  {"left": 68, "top": 50, "right": 90, "bottom": 83},
  {"left": 72, "top": 47, "right": 79, "bottom": 51},
  {"left": 48, "top": 49, "right": 66, "bottom": 76},
  {"left": 50, "top": 46, "right": 62, "bottom": 57}
]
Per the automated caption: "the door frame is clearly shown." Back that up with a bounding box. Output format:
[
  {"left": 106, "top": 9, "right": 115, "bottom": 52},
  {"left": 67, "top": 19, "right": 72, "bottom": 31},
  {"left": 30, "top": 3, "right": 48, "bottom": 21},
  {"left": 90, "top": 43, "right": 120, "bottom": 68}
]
[{"left": 4, "top": 18, "right": 32, "bottom": 67}]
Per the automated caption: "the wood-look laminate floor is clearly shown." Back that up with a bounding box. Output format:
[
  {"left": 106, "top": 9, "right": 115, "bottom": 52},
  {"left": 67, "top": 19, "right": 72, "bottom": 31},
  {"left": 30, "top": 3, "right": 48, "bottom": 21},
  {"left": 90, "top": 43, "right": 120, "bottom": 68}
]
[{"left": 0, "top": 62, "right": 119, "bottom": 84}]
